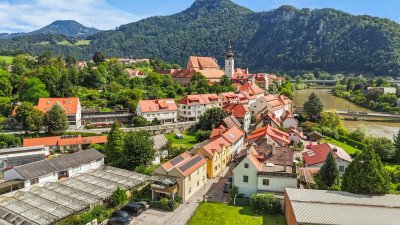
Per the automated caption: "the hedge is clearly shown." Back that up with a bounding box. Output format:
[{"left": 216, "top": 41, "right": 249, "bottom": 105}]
[
  {"left": 250, "top": 193, "right": 282, "bottom": 214},
  {"left": 338, "top": 135, "right": 366, "bottom": 150}
]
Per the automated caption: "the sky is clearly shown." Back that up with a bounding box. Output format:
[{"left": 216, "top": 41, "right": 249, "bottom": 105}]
[{"left": 0, "top": 0, "right": 399, "bottom": 33}]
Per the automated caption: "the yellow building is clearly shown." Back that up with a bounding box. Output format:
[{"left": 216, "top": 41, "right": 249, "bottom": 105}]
[
  {"left": 151, "top": 152, "right": 207, "bottom": 203},
  {"left": 192, "top": 137, "right": 232, "bottom": 179}
]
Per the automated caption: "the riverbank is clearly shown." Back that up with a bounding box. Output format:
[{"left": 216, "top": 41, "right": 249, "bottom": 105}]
[{"left": 294, "top": 88, "right": 400, "bottom": 139}]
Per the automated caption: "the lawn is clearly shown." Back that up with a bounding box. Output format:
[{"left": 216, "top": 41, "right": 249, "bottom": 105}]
[
  {"left": 323, "top": 137, "right": 361, "bottom": 155},
  {"left": 0, "top": 55, "right": 14, "bottom": 64},
  {"left": 75, "top": 40, "right": 91, "bottom": 46},
  {"left": 165, "top": 132, "right": 198, "bottom": 149},
  {"left": 188, "top": 202, "right": 286, "bottom": 225}
]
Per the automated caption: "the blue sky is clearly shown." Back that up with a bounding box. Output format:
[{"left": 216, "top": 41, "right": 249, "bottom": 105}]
[{"left": 0, "top": 0, "right": 399, "bottom": 33}]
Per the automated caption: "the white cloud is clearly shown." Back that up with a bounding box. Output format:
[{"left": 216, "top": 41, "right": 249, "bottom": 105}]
[{"left": 0, "top": 0, "right": 141, "bottom": 33}]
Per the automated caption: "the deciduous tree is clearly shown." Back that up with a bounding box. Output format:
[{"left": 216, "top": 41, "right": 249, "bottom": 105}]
[
  {"left": 105, "top": 121, "right": 125, "bottom": 166},
  {"left": 366, "top": 137, "right": 395, "bottom": 162},
  {"left": 44, "top": 104, "right": 68, "bottom": 135},
  {"left": 198, "top": 107, "right": 228, "bottom": 131},
  {"left": 303, "top": 92, "right": 323, "bottom": 120},
  {"left": 123, "top": 130, "right": 155, "bottom": 170},
  {"left": 394, "top": 130, "right": 400, "bottom": 163}
]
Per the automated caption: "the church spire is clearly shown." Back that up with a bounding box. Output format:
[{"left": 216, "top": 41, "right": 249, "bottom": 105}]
[{"left": 226, "top": 39, "right": 234, "bottom": 59}]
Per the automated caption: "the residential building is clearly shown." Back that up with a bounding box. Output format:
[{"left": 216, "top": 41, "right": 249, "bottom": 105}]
[
  {"left": 281, "top": 111, "right": 298, "bottom": 128},
  {"left": 248, "top": 125, "right": 290, "bottom": 147},
  {"left": 298, "top": 167, "right": 320, "bottom": 189},
  {"left": 82, "top": 109, "right": 134, "bottom": 127},
  {"left": 286, "top": 126, "right": 305, "bottom": 145},
  {"left": 253, "top": 73, "right": 285, "bottom": 92},
  {"left": 233, "top": 146, "right": 297, "bottom": 197},
  {"left": 285, "top": 188, "right": 400, "bottom": 225},
  {"left": 0, "top": 146, "right": 50, "bottom": 171},
  {"left": 307, "top": 131, "right": 323, "bottom": 142},
  {"left": 221, "top": 115, "right": 242, "bottom": 130},
  {"left": 151, "top": 152, "right": 207, "bottom": 202},
  {"left": 23, "top": 135, "right": 107, "bottom": 152},
  {"left": 35, "top": 98, "right": 82, "bottom": 129},
  {"left": 125, "top": 68, "right": 145, "bottom": 78},
  {"left": 215, "top": 126, "right": 245, "bottom": 155},
  {"left": 219, "top": 92, "right": 249, "bottom": 107},
  {"left": 4, "top": 149, "right": 105, "bottom": 188},
  {"left": 136, "top": 99, "right": 178, "bottom": 124},
  {"left": 302, "top": 143, "right": 352, "bottom": 174},
  {"left": 249, "top": 94, "right": 292, "bottom": 118},
  {"left": 192, "top": 137, "right": 232, "bottom": 179},
  {"left": 178, "top": 94, "right": 221, "bottom": 121},
  {"left": 367, "top": 86, "right": 397, "bottom": 94},
  {"left": 239, "top": 82, "right": 265, "bottom": 99},
  {"left": 223, "top": 103, "right": 251, "bottom": 132},
  {"left": 253, "top": 110, "right": 282, "bottom": 129},
  {"left": 151, "top": 134, "right": 169, "bottom": 164}
]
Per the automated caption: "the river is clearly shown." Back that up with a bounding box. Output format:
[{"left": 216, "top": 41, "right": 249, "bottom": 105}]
[{"left": 293, "top": 88, "right": 400, "bottom": 139}]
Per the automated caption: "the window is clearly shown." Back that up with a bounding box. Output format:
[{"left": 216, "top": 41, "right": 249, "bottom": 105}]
[
  {"left": 243, "top": 175, "right": 248, "bottom": 183},
  {"left": 197, "top": 180, "right": 199, "bottom": 186},
  {"left": 188, "top": 174, "right": 191, "bottom": 181},
  {"left": 189, "top": 187, "right": 192, "bottom": 193},
  {"left": 197, "top": 169, "right": 199, "bottom": 175},
  {"left": 244, "top": 163, "right": 249, "bottom": 168},
  {"left": 263, "top": 179, "right": 270, "bottom": 186},
  {"left": 339, "top": 166, "right": 345, "bottom": 172},
  {"left": 214, "top": 166, "right": 217, "bottom": 171},
  {"left": 30, "top": 178, "right": 39, "bottom": 185}
]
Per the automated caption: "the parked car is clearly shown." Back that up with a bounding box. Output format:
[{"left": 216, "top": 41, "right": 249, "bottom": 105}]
[
  {"left": 175, "top": 133, "right": 184, "bottom": 139},
  {"left": 111, "top": 210, "right": 133, "bottom": 221},
  {"left": 121, "top": 203, "right": 143, "bottom": 216},
  {"left": 136, "top": 201, "right": 150, "bottom": 211},
  {"left": 223, "top": 182, "right": 231, "bottom": 193},
  {"left": 107, "top": 217, "right": 130, "bottom": 225},
  {"left": 228, "top": 176, "right": 233, "bottom": 183}
]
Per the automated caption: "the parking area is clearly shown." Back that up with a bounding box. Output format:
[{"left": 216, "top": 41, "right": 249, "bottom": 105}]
[{"left": 130, "top": 208, "right": 170, "bottom": 225}]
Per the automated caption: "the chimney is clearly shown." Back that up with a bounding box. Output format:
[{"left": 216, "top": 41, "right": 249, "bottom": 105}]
[
  {"left": 292, "top": 162, "right": 296, "bottom": 174},
  {"left": 333, "top": 148, "right": 338, "bottom": 153},
  {"left": 272, "top": 143, "right": 276, "bottom": 155}
]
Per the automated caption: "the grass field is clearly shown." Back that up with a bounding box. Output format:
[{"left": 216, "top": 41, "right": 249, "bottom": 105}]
[
  {"left": 165, "top": 132, "right": 198, "bottom": 149},
  {"left": 188, "top": 202, "right": 286, "bottom": 225},
  {"left": 75, "top": 40, "right": 91, "bottom": 46},
  {"left": 0, "top": 56, "right": 14, "bottom": 64},
  {"left": 323, "top": 137, "right": 361, "bottom": 155}
]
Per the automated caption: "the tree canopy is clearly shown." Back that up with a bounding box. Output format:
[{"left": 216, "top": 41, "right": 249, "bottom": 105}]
[
  {"left": 317, "top": 151, "right": 339, "bottom": 189},
  {"left": 44, "top": 104, "right": 69, "bottom": 135},
  {"left": 303, "top": 92, "right": 324, "bottom": 120},
  {"left": 122, "top": 130, "right": 155, "bottom": 170},
  {"left": 198, "top": 107, "right": 228, "bottom": 131}
]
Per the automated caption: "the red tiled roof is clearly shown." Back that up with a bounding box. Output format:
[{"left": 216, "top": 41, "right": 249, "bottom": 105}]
[
  {"left": 223, "top": 103, "right": 248, "bottom": 118},
  {"left": 302, "top": 143, "right": 352, "bottom": 166},
  {"left": 179, "top": 94, "right": 220, "bottom": 105},
  {"left": 202, "top": 137, "right": 231, "bottom": 156},
  {"left": 222, "top": 126, "right": 244, "bottom": 144},
  {"left": 161, "top": 151, "right": 191, "bottom": 171},
  {"left": 23, "top": 136, "right": 59, "bottom": 147},
  {"left": 239, "top": 82, "right": 264, "bottom": 95},
  {"left": 23, "top": 135, "right": 107, "bottom": 147},
  {"left": 210, "top": 125, "right": 228, "bottom": 139},
  {"left": 247, "top": 147, "right": 263, "bottom": 171},
  {"left": 286, "top": 126, "right": 304, "bottom": 139},
  {"left": 82, "top": 136, "right": 108, "bottom": 145},
  {"left": 36, "top": 98, "right": 80, "bottom": 115},
  {"left": 248, "top": 125, "right": 290, "bottom": 145},
  {"left": 187, "top": 56, "right": 219, "bottom": 70},
  {"left": 161, "top": 152, "right": 206, "bottom": 177},
  {"left": 257, "top": 110, "right": 281, "bottom": 127},
  {"left": 138, "top": 99, "right": 177, "bottom": 113},
  {"left": 58, "top": 137, "right": 83, "bottom": 146},
  {"left": 281, "top": 110, "right": 293, "bottom": 121}
]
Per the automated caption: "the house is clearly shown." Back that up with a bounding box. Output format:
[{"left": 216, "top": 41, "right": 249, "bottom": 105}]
[
  {"left": 0, "top": 145, "right": 50, "bottom": 171},
  {"left": 178, "top": 94, "right": 221, "bottom": 121},
  {"left": 239, "top": 82, "right": 265, "bottom": 99},
  {"left": 307, "top": 131, "right": 323, "bottom": 142},
  {"left": 367, "top": 86, "right": 397, "bottom": 94},
  {"left": 286, "top": 126, "right": 305, "bottom": 145},
  {"left": 249, "top": 94, "right": 292, "bottom": 118},
  {"left": 298, "top": 167, "right": 320, "bottom": 189},
  {"left": 284, "top": 188, "right": 400, "bottom": 225},
  {"left": 82, "top": 109, "right": 134, "bottom": 127},
  {"left": 253, "top": 110, "right": 282, "bottom": 129},
  {"left": 35, "top": 98, "right": 82, "bottom": 129},
  {"left": 117, "top": 58, "right": 150, "bottom": 65},
  {"left": 219, "top": 126, "right": 245, "bottom": 155},
  {"left": 223, "top": 103, "right": 251, "bottom": 132},
  {"left": 4, "top": 149, "right": 104, "bottom": 188},
  {"left": 23, "top": 135, "right": 107, "bottom": 152},
  {"left": 221, "top": 115, "right": 242, "bottom": 130},
  {"left": 219, "top": 92, "right": 249, "bottom": 107},
  {"left": 253, "top": 73, "right": 285, "bottom": 92},
  {"left": 281, "top": 111, "right": 298, "bottom": 128},
  {"left": 151, "top": 135, "right": 169, "bottom": 164},
  {"left": 158, "top": 56, "right": 225, "bottom": 86},
  {"left": 302, "top": 143, "right": 352, "bottom": 174},
  {"left": 151, "top": 152, "right": 207, "bottom": 203},
  {"left": 192, "top": 137, "right": 232, "bottom": 179},
  {"left": 136, "top": 99, "right": 178, "bottom": 124},
  {"left": 125, "top": 68, "right": 145, "bottom": 78},
  {"left": 248, "top": 125, "right": 290, "bottom": 147},
  {"left": 233, "top": 146, "right": 297, "bottom": 197}
]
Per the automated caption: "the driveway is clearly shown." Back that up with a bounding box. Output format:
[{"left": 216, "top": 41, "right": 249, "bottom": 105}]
[{"left": 132, "top": 166, "right": 232, "bottom": 225}]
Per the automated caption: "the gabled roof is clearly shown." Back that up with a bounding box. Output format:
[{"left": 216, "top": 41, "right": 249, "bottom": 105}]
[
  {"left": 160, "top": 152, "right": 206, "bottom": 177},
  {"left": 179, "top": 94, "right": 220, "bottom": 105},
  {"left": 222, "top": 115, "right": 242, "bottom": 129},
  {"left": 210, "top": 125, "right": 228, "bottom": 139},
  {"left": 36, "top": 98, "right": 80, "bottom": 115},
  {"left": 222, "top": 127, "right": 244, "bottom": 144},
  {"left": 223, "top": 103, "right": 249, "bottom": 118},
  {"left": 202, "top": 137, "right": 231, "bottom": 156},
  {"left": 239, "top": 82, "right": 264, "bottom": 95},
  {"left": 257, "top": 110, "right": 281, "bottom": 127},
  {"left": 9, "top": 149, "right": 104, "bottom": 180},
  {"left": 248, "top": 125, "right": 290, "bottom": 145},
  {"left": 286, "top": 126, "right": 304, "bottom": 139},
  {"left": 138, "top": 99, "right": 177, "bottom": 113},
  {"left": 23, "top": 135, "right": 108, "bottom": 147},
  {"left": 187, "top": 56, "right": 219, "bottom": 70},
  {"left": 302, "top": 143, "right": 352, "bottom": 166},
  {"left": 281, "top": 110, "right": 294, "bottom": 121}
]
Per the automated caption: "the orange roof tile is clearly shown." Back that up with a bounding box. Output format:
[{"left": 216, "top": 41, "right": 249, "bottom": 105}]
[
  {"left": 202, "top": 137, "right": 231, "bottom": 156},
  {"left": 160, "top": 152, "right": 206, "bottom": 177},
  {"left": 239, "top": 82, "right": 264, "bottom": 95},
  {"left": 36, "top": 98, "right": 80, "bottom": 115},
  {"left": 223, "top": 103, "right": 249, "bottom": 118},
  {"left": 82, "top": 136, "right": 108, "bottom": 145},
  {"left": 138, "top": 99, "right": 177, "bottom": 113},
  {"left": 187, "top": 56, "right": 219, "bottom": 70},
  {"left": 161, "top": 152, "right": 192, "bottom": 171},
  {"left": 23, "top": 135, "right": 107, "bottom": 147},
  {"left": 210, "top": 125, "right": 228, "bottom": 139},
  {"left": 222, "top": 127, "right": 244, "bottom": 144},
  {"left": 248, "top": 125, "right": 290, "bottom": 145},
  {"left": 23, "top": 136, "right": 59, "bottom": 147},
  {"left": 179, "top": 94, "right": 220, "bottom": 105}
]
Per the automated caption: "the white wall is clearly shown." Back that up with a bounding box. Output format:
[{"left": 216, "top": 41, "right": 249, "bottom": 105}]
[
  {"left": 233, "top": 157, "right": 258, "bottom": 197},
  {"left": 282, "top": 118, "right": 298, "bottom": 129},
  {"left": 257, "top": 175, "right": 297, "bottom": 193},
  {"left": 307, "top": 158, "right": 350, "bottom": 175}
]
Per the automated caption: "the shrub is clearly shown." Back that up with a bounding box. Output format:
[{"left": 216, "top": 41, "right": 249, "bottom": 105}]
[
  {"left": 111, "top": 187, "right": 128, "bottom": 207},
  {"left": 250, "top": 193, "right": 281, "bottom": 214},
  {"left": 338, "top": 135, "right": 366, "bottom": 150},
  {"left": 132, "top": 116, "right": 148, "bottom": 127},
  {"left": 195, "top": 130, "right": 211, "bottom": 142},
  {"left": 150, "top": 198, "right": 179, "bottom": 211}
]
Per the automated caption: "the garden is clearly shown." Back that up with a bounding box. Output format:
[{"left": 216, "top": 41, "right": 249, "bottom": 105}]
[{"left": 165, "top": 132, "right": 198, "bottom": 149}]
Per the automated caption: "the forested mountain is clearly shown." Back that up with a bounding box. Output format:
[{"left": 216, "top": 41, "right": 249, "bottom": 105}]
[
  {"left": 1, "top": 0, "right": 400, "bottom": 75},
  {"left": 0, "top": 20, "right": 100, "bottom": 39}
]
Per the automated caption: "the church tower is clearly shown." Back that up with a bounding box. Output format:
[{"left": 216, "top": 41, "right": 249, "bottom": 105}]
[{"left": 225, "top": 39, "right": 234, "bottom": 79}]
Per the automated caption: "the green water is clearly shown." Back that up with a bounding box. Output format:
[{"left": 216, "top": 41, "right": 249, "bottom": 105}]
[{"left": 294, "top": 88, "right": 400, "bottom": 139}]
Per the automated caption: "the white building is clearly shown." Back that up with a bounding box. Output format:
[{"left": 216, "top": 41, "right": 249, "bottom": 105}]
[
  {"left": 178, "top": 94, "right": 221, "bottom": 121},
  {"left": 302, "top": 143, "right": 352, "bottom": 175},
  {"left": 4, "top": 149, "right": 104, "bottom": 188},
  {"left": 35, "top": 98, "right": 82, "bottom": 129},
  {"left": 233, "top": 146, "right": 297, "bottom": 197},
  {"left": 249, "top": 94, "right": 292, "bottom": 118},
  {"left": 136, "top": 99, "right": 178, "bottom": 124},
  {"left": 0, "top": 145, "right": 49, "bottom": 171},
  {"left": 224, "top": 40, "right": 234, "bottom": 79}
]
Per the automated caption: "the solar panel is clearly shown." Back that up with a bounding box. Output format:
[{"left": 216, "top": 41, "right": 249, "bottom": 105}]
[
  {"left": 179, "top": 155, "right": 202, "bottom": 172},
  {"left": 170, "top": 155, "right": 184, "bottom": 166}
]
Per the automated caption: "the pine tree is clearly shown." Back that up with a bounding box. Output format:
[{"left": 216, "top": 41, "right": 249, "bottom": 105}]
[
  {"left": 317, "top": 151, "right": 339, "bottom": 188},
  {"left": 105, "top": 121, "right": 125, "bottom": 166},
  {"left": 44, "top": 104, "right": 68, "bottom": 135},
  {"left": 303, "top": 92, "right": 324, "bottom": 120},
  {"left": 342, "top": 146, "right": 390, "bottom": 194},
  {"left": 394, "top": 130, "right": 400, "bottom": 163}
]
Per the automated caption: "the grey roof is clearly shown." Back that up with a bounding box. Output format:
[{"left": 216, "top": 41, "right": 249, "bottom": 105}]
[
  {"left": 11, "top": 149, "right": 104, "bottom": 180},
  {"left": 151, "top": 135, "right": 168, "bottom": 150},
  {"left": 223, "top": 115, "right": 241, "bottom": 129},
  {"left": 286, "top": 188, "right": 400, "bottom": 225}
]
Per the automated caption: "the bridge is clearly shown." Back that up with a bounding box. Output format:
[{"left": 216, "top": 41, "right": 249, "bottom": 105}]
[
  {"left": 290, "top": 79, "right": 400, "bottom": 86},
  {"left": 295, "top": 108, "right": 400, "bottom": 121}
]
